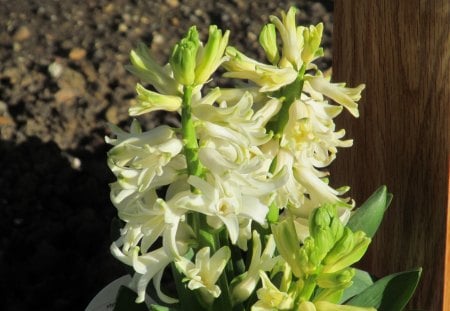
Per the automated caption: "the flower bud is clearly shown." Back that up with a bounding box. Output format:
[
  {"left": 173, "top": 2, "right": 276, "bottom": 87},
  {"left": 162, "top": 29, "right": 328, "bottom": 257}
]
[
  {"left": 309, "top": 204, "right": 344, "bottom": 259},
  {"left": 301, "top": 23, "right": 324, "bottom": 64},
  {"left": 323, "top": 231, "right": 371, "bottom": 273},
  {"left": 195, "top": 25, "right": 230, "bottom": 85},
  {"left": 316, "top": 267, "right": 355, "bottom": 289},
  {"left": 259, "top": 23, "right": 280, "bottom": 64},
  {"left": 271, "top": 217, "right": 302, "bottom": 277},
  {"left": 323, "top": 227, "right": 354, "bottom": 266},
  {"left": 127, "top": 42, "right": 179, "bottom": 95},
  {"left": 130, "top": 83, "right": 182, "bottom": 115},
  {"left": 269, "top": 7, "right": 303, "bottom": 69},
  {"left": 297, "top": 238, "right": 321, "bottom": 276},
  {"left": 170, "top": 26, "right": 200, "bottom": 86}
]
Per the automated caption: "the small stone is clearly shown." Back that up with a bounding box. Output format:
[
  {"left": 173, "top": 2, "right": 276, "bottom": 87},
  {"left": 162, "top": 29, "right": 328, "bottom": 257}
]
[
  {"left": 13, "top": 42, "right": 22, "bottom": 51},
  {"left": 105, "top": 105, "right": 119, "bottom": 123},
  {"left": 166, "top": 0, "right": 179, "bottom": 8},
  {"left": 13, "top": 25, "right": 31, "bottom": 42},
  {"left": 140, "top": 16, "right": 150, "bottom": 25},
  {"left": 170, "top": 17, "right": 179, "bottom": 26},
  {"left": 0, "top": 101, "right": 7, "bottom": 114},
  {"left": 151, "top": 32, "right": 164, "bottom": 48},
  {"left": 71, "top": 157, "right": 81, "bottom": 170},
  {"left": 118, "top": 23, "right": 128, "bottom": 33},
  {"left": 61, "top": 153, "right": 82, "bottom": 170},
  {"left": 103, "top": 3, "right": 114, "bottom": 13},
  {"left": 0, "top": 116, "right": 14, "bottom": 126},
  {"left": 55, "top": 88, "right": 78, "bottom": 103},
  {"left": 48, "top": 62, "right": 64, "bottom": 79},
  {"left": 69, "top": 47, "right": 86, "bottom": 61},
  {"left": 247, "top": 31, "right": 257, "bottom": 42}
]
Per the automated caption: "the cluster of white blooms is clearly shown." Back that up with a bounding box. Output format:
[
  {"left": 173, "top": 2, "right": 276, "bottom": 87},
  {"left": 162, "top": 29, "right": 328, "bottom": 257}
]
[{"left": 108, "top": 7, "right": 370, "bottom": 311}]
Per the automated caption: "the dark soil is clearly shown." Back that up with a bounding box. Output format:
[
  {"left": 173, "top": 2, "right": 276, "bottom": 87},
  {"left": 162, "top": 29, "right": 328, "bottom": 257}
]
[{"left": 0, "top": 1, "right": 333, "bottom": 310}]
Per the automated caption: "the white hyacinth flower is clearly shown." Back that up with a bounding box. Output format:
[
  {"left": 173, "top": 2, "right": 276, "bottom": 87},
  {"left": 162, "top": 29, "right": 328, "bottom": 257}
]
[
  {"left": 223, "top": 46, "right": 298, "bottom": 92},
  {"left": 306, "top": 75, "right": 365, "bottom": 118},
  {"left": 232, "top": 231, "right": 278, "bottom": 303},
  {"left": 107, "top": 124, "right": 183, "bottom": 196},
  {"left": 183, "top": 175, "right": 272, "bottom": 244},
  {"left": 194, "top": 92, "right": 275, "bottom": 147},
  {"left": 175, "top": 246, "right": 231, "bottom": 304},
  {"left": 251, "top": 271, "right": 294, "bottom": 311}
]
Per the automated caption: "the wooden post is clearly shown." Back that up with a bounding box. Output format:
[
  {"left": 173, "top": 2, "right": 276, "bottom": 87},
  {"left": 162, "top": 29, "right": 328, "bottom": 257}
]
[{"left": 332, "top": 1, "right": 450, "bottom": 309}]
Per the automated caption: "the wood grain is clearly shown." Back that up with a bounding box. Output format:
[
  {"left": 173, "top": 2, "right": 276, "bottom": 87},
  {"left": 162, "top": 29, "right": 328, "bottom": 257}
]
[{"left": 332, "top": 1, "right": 450, "bottom": 309}]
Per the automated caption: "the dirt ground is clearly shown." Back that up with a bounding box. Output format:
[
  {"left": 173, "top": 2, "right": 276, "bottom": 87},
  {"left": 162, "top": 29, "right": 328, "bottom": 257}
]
[{"left": 0, "top": 1, "right": 333, "bottom": 310}]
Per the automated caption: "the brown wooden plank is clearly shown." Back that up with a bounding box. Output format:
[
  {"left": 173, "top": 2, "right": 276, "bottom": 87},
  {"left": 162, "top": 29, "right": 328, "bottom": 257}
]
[{"left": 332, "top": 1, "right": 450, "bottom": 309}]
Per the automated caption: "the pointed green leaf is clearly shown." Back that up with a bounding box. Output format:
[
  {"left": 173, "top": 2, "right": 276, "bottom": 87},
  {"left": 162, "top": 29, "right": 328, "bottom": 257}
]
[
  {"left": 347, "top": 186, "right": 390, "bottom": 238},
  {"left": 339, "top": 269, "right": 374, "bottom": 303},
  {"left": 346, "top": 268, "right": 422, "bottom": 310},
  {"left": 114, "top": 286, "right": 149, "bottom": 311}
]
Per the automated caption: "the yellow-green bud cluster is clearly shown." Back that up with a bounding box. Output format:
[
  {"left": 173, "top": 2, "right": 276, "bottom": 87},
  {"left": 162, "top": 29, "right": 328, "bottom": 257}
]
[
  {"left": 272, "top": 204, "right": 371, "bottom": 303},
  {"left": 170, "top": 25, "right": 230, "bottom": 87}
]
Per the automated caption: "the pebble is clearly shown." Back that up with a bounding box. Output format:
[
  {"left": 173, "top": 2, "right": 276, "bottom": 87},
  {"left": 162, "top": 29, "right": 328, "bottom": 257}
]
[
  {"left": 61, "top": 152, "right": 82, "bottom": 170},
  {"left": 48, "top": 62, "right": 64, "bottom": 79},
  {"left": 0, "top": 101, "right": 7, "bottom": 114},
  {"left": 247, "top": 31, "right": 257, "bottom": 42},
  {"left": 105, "top": 105, "right": 119, "bottom": 124},
  {"left": 0, "top": 116, "right": 14, "bottom": 126},
  {"left": 13, "top": 25, "right": 31, "bottom": 42},
  {"left": 171, "top": 17, "right": 180, "bottom": 27},
  {"left": 69, "top": 47, "right": 87, "bottom": 61},
  {"left": 55, "top": 88, "right": 78, "bottom": 103},
  {"left": 151, "top": 32, "right": 164, "bottom": 47},
  {"left": 118, "top": 23, "right": 128, "bottom": 33},
  {"left": 166, "top": 0, "right": 179, "bottom": 8},
  {"left": 103, "top": 3, "right": 115, "bottom": 13}
]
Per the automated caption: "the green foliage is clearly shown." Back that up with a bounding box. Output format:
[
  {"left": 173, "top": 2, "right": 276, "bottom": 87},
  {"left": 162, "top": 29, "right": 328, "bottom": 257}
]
[
  {"left": 347, "top": 186, "right": 392, "bottom": 238},
  {"left": 339, "top": 269, "right": 374, "bottom": 303},
  {"left": 114, "top": 286, "right": 149, "bottom": 311},
  {"left": 346, "top": 268, "right": 422, "bottom": 310}
]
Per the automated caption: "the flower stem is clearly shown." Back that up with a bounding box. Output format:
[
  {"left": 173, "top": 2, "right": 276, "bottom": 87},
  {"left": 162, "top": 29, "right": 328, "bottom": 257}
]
[
  {"left": 272, "top": 64, "right": 306, "bottom": 138},
  {"left": 181, "top": 85, "right": 203, "bottom": 180},
  {"left": 267, "top": 65, "right": 306, "bottom": 223}
]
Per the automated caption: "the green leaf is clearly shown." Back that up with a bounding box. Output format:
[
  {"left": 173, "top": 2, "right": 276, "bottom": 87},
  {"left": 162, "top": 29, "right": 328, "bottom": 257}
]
[
  {"left": 339, "top": 269, "right": 374, "bottom": 303},
  {"left": 114, "top": 286, "right": 149, "bottom": 311},
  {"left": 347, "top": 186, "right": 390, "bottom": 238},
  {"left": 346, "top": 268, "right": 422, "bottom": 310},
  {"left": 150, "top": 304, "right": 179, "bottom": 311}
]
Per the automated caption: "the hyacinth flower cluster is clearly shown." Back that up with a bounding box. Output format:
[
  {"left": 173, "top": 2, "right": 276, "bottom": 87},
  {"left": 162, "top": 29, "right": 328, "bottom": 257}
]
[{"left": 106, "top": 7, "right": 387, "bottom": 311}]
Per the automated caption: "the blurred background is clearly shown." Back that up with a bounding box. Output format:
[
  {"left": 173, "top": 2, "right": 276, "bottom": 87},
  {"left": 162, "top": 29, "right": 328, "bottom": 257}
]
[{"left": 0, "top": 1, "right": 333, "bottom": 310}]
